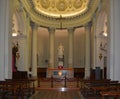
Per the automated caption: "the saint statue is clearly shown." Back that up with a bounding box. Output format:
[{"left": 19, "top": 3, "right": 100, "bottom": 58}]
[
  {"left": 57, "top": 43, "right": 64, "bottom": 67},
  {"left": 57, "top": 43, "right": 64, "bottom": 57},
  {"left": 12, "top": 42, "right": 19, "bottom": 72}
]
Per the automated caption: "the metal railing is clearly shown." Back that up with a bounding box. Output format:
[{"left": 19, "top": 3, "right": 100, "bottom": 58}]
[{"left": 37, "top": 76, "right": 81, "bottom": 88}]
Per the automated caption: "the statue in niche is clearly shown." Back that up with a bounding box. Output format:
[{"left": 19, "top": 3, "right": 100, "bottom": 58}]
[
  {"left": 12, "top": 42, "right": 19, "bottom": 72},
  {"left": 57, "top": 43, "right": 64, "bottom": 67}
]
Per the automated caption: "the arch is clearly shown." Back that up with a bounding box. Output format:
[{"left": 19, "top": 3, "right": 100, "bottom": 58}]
[
  {"left": 13, "top": 9, "right": 26, "bottom": 35},
  {"left": 94, "top": 9, "right": 108, "bottom": 79},
  {"left": 12, "top": 4, "right": 30, "bottom": 72},
  {"left": 96, "top": 10, "right": 107, "bottom": 36}
]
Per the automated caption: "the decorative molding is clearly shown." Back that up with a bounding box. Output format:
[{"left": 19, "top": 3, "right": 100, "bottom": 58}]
[
  {"left": 32, "top": 0, "right": 89, "bottom": 17},
  {"left": 21, "top": 0, "right": 100, "bottom": 29}
]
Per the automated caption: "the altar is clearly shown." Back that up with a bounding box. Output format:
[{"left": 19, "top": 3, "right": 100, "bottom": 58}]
[{"left": 47, "top": 68, "right": 74, "bottom": 78}]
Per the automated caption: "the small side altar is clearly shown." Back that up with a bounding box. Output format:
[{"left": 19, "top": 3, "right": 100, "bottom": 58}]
[{"left": 47, "top": 68, "right": 74, "bottom": 78}]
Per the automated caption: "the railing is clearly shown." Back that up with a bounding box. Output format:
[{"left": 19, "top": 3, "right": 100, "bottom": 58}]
[{"left": 37, "top": 76, "right": 81, "bottom": 88}]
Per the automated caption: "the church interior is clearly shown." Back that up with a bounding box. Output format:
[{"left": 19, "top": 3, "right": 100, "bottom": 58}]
[{"left": 0, "top": 0, "right": 120, "bottom": 99}]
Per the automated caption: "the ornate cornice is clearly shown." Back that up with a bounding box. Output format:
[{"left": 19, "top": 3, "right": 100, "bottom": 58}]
[{"left": 21, "top": 0, "right": 100, "bottom": 29}]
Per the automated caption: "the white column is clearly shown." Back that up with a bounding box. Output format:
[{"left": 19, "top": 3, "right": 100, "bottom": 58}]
[
  {"left": 49, "top": 28, "right": 55, "bottom": 68},
  {"left": 31, "top": 23, "right": 38, "bottom": 77},
  {"left": 25, "top": 16, "right": 31, "bottom": 72},
  {"left": 68, "top": 28, "right": 74, "bottom": 68},
  {"left": 0, "top": 0, "right": 13, "bottom": 80},
  {"left": 85, "top": 24, "right": 91, "bottom": 79},
  {"left": 109, "top": 0, "right": 120, "bottom": 81}
]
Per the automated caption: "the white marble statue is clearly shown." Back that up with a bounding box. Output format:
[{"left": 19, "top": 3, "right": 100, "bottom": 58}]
[
  {"left": 57, "top": 43, "right": 64, "bottom": 57},
  {"left": 57, "top": 43, "right": 64, "bottom": 66}
]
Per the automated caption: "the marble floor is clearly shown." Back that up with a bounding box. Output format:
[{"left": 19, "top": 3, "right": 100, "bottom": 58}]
[
  {"left": 30, "top": 89, "right": 84, "bottom": 99},
  {"left": 29, "top": 78, "right": 85, "bottom": 99}
]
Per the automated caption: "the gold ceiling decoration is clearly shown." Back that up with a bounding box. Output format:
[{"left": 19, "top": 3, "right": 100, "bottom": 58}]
[
  {"left": 56, "top": 0, "right": 67, "bottom": 11},
  {"left": 73, "top": 0, "right": 83, "bottom": 9},
  {"left": 20, "top": 0, "right": 100, "bottom": 28},
  {"left": 33, "top": 0, "right": 90, "bottom": 17},
  {"left": 40, "top": 0, "right": 50, "bottom": 9}
]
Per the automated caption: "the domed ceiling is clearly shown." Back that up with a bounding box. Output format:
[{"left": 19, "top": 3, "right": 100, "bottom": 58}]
[
  {"left": 21, "top": 0, "right": 99, "bottom": 29},
  {"left": 32, "top": 0, "right": 89, "bottom": 17}
]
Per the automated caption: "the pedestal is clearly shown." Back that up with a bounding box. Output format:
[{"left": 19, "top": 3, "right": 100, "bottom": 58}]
[
  {"left": 47, "top": 68, "right": 74, "bottom": 78},
  {"left": 58, "top": 55, "right": 64, "bottom": 67}
]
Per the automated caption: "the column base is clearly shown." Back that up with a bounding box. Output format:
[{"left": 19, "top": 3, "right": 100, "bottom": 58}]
[{"left": 84, "top": 67, "right": 90, "bottom": 79}]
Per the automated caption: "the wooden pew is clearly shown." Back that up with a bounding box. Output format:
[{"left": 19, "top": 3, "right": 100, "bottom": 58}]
[
  {"left": 0, "top": 80, "right": 25, "bottom": 99},
  {"left": 81, "top": 79, "right": 111, "bottom": 88},
  {"left": 0, "top": 77, "right": 37, "bottom": 99},
  {"left": 7, "top": 77, "right": 37, "bottom": 94},
  {"left": 100, "top": 91, "right": 120, "bottom": 99},
  {"left": 83, "top": 80, "right": 118, "bottom": 87},
  {"left": 81, "top": 79, "right": 119, "bottom": 99}
]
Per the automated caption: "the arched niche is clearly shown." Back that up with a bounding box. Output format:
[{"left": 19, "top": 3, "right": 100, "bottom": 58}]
[
  {"left": 95, "top": 10, "right": 108, "bottom": 79},
  {"left": 12, "top": 5, "right": 30, "bottom": 72}
]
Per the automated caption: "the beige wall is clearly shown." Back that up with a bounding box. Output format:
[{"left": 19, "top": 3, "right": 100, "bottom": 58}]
[
  {"left": 74, "top": 27, "right": 85, "bottom": 68},
  {"left": 37, "top": 27, "right": 49, "bottom": 68},
  {"left": 37, "top": 27, "right": 85, "bottom": 68}
]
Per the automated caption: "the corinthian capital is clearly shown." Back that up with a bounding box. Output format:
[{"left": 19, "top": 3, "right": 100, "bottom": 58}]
[
  {"left": 48, "top": 27, "right": 55, "bottom": 33},
  {"left": 67, "top": 28, "right": 75, "bottom": 33}
]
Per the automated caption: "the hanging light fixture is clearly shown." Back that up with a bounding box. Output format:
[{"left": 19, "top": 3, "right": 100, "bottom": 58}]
[
  {"left": 59, "top": 14, "right": 63, "bottom": 30},
  {"left": 60, "top": 15, "right": 62, "bottom": 29},
  {"left": 12, "top": 29, "right": 17, "bottom": 37},
  {"left": 103, "top": 32, "right": 107, "bottom": 37}
]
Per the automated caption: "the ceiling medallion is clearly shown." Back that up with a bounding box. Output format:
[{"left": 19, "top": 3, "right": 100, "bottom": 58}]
[
  {"left": 73, "top": 0, "right": 83, "bottom": 9},
  {"left": 40, "top": 0, "right": 50, "bottom": 9},
  {"left": 56, "top": 0, "right": 67, "bottom": 11}
]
